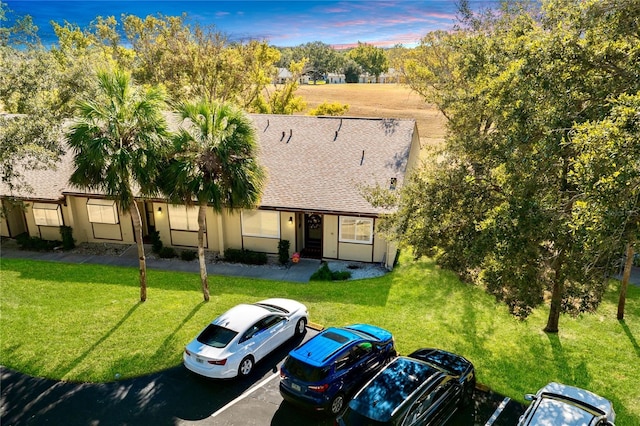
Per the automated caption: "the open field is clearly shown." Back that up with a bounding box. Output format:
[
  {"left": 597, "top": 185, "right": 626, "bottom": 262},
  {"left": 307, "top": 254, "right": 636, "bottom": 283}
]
[
  {"left": 1, "top": 256, "right": 639, "bottom": 424},
  {"left": 295, "top": 83, "right": 447, "bottom": 149}
]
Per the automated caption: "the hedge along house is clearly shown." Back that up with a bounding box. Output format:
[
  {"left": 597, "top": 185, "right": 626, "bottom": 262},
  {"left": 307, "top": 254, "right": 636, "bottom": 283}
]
[{"left": 1, "top": 114, "right": 420, "bottom": 269}]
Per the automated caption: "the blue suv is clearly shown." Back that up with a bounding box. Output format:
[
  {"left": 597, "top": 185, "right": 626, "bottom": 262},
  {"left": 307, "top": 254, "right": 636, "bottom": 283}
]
[{"left": 279, "top": 323, "right": 396, "bottom": 415}]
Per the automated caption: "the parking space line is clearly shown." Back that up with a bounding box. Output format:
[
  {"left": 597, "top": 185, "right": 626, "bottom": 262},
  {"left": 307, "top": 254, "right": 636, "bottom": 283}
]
[
  {"left": 211, "top": 372, "right": 280, "bottom": 418},
  {"left": 484, "top": 397, "right": 511, "bottom": 426}
]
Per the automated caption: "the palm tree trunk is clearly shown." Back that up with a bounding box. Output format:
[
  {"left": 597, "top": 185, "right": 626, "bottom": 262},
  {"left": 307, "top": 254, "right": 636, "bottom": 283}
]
[
  {"left": 618, "top": 241, "right": 635, "bottom": 320},
  {"left": 198, "top": 202, "right": 210, "bottom": 302},
  {"left": 130, "top": 203, "right": 147, "bottom": 302}
]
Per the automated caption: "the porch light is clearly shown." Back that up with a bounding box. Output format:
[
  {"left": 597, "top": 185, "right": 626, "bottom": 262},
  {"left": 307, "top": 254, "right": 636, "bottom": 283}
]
[
  {"left": 288, "top": 216, "right": 293, "bottom": 224},
  {"left": 157, "top": 207, "right": 162, "bottom": 213}
]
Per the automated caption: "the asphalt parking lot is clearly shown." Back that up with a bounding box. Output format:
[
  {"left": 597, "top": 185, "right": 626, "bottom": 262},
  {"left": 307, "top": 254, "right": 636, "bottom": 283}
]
[{"left": 1, "top": 329, "right": 525, "bottom": 426}]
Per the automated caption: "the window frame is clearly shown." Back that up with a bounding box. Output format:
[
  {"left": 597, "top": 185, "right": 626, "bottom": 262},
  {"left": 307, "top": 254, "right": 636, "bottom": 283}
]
[
  {"left": 86, "top": 199, "right": 119, "bottom": 224},
  {"left": 168, "top": 204, "right": 200, "bottom": 231},
  {"left": 339, "top": 216, "right": 374, "bottom": 244},
  {"left": 241, "top": 210, "right": 280, "bottom": 239},
  {"left": 32, "top": 203, "right": 63, "bottom": 226}
]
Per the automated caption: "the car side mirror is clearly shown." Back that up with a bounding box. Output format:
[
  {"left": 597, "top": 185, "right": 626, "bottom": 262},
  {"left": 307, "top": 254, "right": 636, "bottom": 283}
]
[{"left": 524, "top": 394, "right": 536, "bottom": 402}]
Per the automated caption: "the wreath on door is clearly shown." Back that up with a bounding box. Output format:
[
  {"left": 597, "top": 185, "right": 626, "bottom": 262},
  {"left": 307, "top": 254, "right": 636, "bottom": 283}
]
[{"left": 307, "top": 214, "right": 321, "bottom": 229}]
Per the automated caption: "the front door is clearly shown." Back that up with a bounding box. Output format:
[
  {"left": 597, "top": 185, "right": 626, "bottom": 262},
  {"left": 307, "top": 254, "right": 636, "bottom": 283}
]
[{"left": 303, "top": 214, "right": 322, "bottom": 258}]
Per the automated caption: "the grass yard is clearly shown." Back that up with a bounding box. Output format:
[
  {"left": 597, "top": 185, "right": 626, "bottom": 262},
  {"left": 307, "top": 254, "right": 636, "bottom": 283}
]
[{"left": 1, "top": 255, "right": 639, "bottom": 424}]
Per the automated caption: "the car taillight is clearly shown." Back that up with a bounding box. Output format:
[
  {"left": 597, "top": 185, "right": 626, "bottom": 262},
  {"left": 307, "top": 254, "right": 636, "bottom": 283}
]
[
  {"left": 208, "top": 359, "right": 227, "bottom": 365},
  {"left": 280, "top": 368, "right": 287, "bottom": 379},
  {"left": 308, "top": 384, "right": 329, "bottom": 393},
  {"left": 184, "top": 349, "right": 191, "bottom": 356}
]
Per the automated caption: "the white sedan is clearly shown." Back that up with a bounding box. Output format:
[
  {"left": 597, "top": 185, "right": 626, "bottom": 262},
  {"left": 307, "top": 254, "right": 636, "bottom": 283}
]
[
  {"left": 518, "top": 382, "right": 616, "bottom": 426},
  {"left": 183, "top": 298, "right": 308, "bottom": 379}
]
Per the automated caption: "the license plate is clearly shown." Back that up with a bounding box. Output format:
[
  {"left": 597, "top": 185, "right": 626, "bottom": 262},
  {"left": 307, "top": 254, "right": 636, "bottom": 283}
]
[
  {"left": 292, "top": 383, "right": 301, "bottom": 392},
  {"left": 196, "top": 357, "right": 204, "bottom": 364}
]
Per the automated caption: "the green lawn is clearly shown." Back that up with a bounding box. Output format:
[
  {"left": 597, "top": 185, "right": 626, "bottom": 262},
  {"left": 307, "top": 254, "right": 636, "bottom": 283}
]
[{"left": 1, "top": 255, "right": 639, "bottom": 424}]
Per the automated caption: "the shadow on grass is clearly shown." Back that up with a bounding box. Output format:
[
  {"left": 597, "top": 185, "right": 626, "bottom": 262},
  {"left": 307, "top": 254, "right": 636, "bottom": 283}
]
[
  {"left": 2, "top": 258, "right": 394, "bottom": 305},
  {"left": 618, "top": 319, "right": 640, "bottom": 357},
  {"left": 0, "top": 331, "right": 312, "bottom": 426},
  {"left": 51, "top": 303, "right": 141, "bottom": 380},
  {"left": 146, "top": 302, "right": 206, "bottom": 367},
  {"left": 546, "top": 333, "right": 591, "bottom": 389}
]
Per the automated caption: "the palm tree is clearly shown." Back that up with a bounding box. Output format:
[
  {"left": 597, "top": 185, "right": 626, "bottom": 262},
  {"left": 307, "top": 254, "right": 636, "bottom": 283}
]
[
  {"left": 160, "top": 100, "right": 265, "bottom": 301},
  {"left": 67, "top": 68, "right": 169, "bottom": 302}
]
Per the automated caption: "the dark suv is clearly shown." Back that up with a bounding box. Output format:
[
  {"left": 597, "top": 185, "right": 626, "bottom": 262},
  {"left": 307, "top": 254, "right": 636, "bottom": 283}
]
[
  {"left": 279, "top": 323, "right": 396, "bottom": 415},
  {"left": 336, "top": 348, "right": 476, "bottom": 426}
]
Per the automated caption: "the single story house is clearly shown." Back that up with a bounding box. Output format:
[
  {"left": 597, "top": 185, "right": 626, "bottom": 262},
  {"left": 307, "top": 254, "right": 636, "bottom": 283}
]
[{"left": 1, "top": 114, "right": 421, "bottom": 269}]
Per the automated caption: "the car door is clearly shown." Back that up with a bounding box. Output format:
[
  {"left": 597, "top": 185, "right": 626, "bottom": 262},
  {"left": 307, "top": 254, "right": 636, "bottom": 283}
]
[
  {"left": 402, "top": 382, "right": 438, "bottom": 426},
  {"left": 263, "top": 314, "right": 288, "bottom": 351},
  {"left": 336, "top": 342, "right": 378, "bottom": 394},
  {"left": 239, "top": 317, "right": 273, "bottom": 361},
  {"left": 424, "top": 379, "right": 458, "bottom": 426}
]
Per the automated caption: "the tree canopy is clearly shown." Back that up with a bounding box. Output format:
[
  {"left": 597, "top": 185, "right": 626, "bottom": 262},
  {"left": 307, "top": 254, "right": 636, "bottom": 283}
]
[
  {"left": 382, "top": 0, "right": 640, "bottom": 331},
  {"left": 348, "top": 42, "right": 389, "bottom": 82}
]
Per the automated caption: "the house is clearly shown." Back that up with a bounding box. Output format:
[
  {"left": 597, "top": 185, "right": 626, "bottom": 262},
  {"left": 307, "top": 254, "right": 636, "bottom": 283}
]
[
  {"left": 1, "top": 114, "right": 421, "bottom": 269},
  {"left": 276, "top": 68, "right": 310, "bottom": 85}
]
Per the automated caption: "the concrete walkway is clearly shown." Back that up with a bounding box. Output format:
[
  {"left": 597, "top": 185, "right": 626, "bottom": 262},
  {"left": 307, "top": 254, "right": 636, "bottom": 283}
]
[{"left": 0, "top": 241, "right": 322, "bottom": 283}]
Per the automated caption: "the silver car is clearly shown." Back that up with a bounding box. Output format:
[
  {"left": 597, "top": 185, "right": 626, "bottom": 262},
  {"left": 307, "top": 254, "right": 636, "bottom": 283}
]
[{"left": 518, "top": 382, "right": 615, "bottom": 426}]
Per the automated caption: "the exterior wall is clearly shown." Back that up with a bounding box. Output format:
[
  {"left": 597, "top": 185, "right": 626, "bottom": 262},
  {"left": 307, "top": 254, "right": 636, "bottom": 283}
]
[
  {"left": 373, "top": 223, "right": 387, "bottom": 264},
  {"left": 1, "top": 199, "right": 27, "bottom": 238},
  {"left": 322, "top": 215, "right": 339, "bottom": 259},
  {"left": 153, "top": 202, "right": 221, "bottom": 251},
  {"left": 23, "top": 202, "right": 62, "bottom": 241},
  {"left": 241, "top": 211, "right": 296, "bottom": 255},
  {"left": 67, "top": 196, "right": 134, "bottom": 244},
  {"left": 338, "top": 242, "right": 374, "bottom": 262},
  {"left": 323, "top": 214, "right": 387, "bottom": 263},
  {"left": 222, "top": 210, "right": 242, "bottom": 251}
]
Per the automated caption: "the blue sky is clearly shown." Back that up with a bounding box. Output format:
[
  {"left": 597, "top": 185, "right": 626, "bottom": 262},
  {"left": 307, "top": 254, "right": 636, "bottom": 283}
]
[{"left": 5, "top": 1, "right": 471, "bottom": 48}]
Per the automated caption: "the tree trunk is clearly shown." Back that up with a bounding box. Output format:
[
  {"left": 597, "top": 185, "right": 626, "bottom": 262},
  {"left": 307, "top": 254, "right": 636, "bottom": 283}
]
[
  {"left": 198, "top": 202, "right": 210, "bottom": 302},
  {"left": 618, "top": 241, "right": 635, "bottom": 320},
  {"left": 130, "top": 203, "right": 147, "bottom": 302},
  {"left": 544, "top": 254, "right": 564, "bottom": 333}
]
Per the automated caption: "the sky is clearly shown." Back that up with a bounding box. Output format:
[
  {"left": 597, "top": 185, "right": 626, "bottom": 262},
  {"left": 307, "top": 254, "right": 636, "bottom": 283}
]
[{"left": 4, "top": 1, "right": 474, "bottom": 49}]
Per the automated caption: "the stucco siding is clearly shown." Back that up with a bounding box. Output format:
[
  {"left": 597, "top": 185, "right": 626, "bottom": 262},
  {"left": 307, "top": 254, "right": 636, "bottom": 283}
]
[
  {"left": 338, "top": 242, "right": 373, "bottom": 262},
  {"left": 242, "top": 236, "right": 279, "bottom": 254},
  {"left": 1, "top": 200, "right": 26, "bottom": 237},
  {"left": 279, "top": 211, "right": 296, "bottom": 256},
  {"left": 322, "top": 215, "right": 339, "bottom": 259},
  {"left": 222, "top": 211, "right": 242, "bottom": 250},
  {"left": 170, "top": 230, "right": 201, "bottom": 247}
]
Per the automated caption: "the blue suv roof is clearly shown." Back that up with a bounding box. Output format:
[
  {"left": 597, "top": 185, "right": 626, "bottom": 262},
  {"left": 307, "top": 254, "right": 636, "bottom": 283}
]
[{"left": 290, "top": 324, "right": 391, "bottom": 367}]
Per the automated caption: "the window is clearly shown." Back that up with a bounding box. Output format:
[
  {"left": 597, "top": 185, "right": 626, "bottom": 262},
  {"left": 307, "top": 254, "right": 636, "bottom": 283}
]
[
  {"left": 339, "top": 216, "right": 373, "bottom": 244},
  {"left": 168, "top": 205, "right": 199, "bottom": 231},
  {"left": 241, "top": 210, "right": 280, "bottom": 238},
  {"left": 87, "top": 199, "right": 119, "bottom": 224},
  {"left": 32, "top": 203, "right": 63, "bottom": 226}
]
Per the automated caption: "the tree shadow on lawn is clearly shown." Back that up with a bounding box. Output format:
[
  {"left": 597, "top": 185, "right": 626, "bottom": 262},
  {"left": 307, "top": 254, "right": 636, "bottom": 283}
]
[
  {"left": 1, "top": 332, "right": 310, "bottom": 426},
  {"left": 3, "top": 258, "right": 395, "bottom": 305},
  {"left": 49, "top": 302, "right": 142, "bottom": 380},
  {"left": 618, "top": 319, "right": 640, "bottom": 358}
]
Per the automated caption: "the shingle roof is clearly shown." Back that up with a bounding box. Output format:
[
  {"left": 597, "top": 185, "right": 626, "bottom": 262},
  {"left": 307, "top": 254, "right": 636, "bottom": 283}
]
[
  {"left": 251, "top": 114, "right": 416, "bottom": 215},
  {"left": 1, "top": 114, "right": 417, "bottom": 216}
]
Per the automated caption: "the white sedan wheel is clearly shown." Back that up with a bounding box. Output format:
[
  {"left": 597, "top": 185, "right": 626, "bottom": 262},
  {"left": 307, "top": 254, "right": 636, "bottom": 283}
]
[{"left": 238, "top": 356, "right": 254, "bottom": 377}]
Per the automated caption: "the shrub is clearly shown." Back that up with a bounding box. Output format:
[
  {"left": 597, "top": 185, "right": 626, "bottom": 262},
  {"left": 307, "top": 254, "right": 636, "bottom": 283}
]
[
  {"left": 149, "top": 230, "right": 163, "bottom": 254},
  {"left": 59, "top": 226, "right": 75, "bottom": 250},
  {"left": 308, "top": 101, "right": 349, "bottom": 116},
  {"left": 158, "top": 247, "right": 177, "bottom": 258},
  {"left": 180, "top": 250, "right": 197, "bottom": 261},
  {"left": 278, "top": 240, "right": 290, "bottom": 265},
  {"left": 332, "top": 270, "right": 352, "bottom": 281},
  {"left": 15, "top": 233, "right": 59, "bottom": 251},
  {"left": 223, "top": 248, "right": 268, "bottom": 265},
  {"left": 310, "top": 262, "right": 352, "bottom": 281}
]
